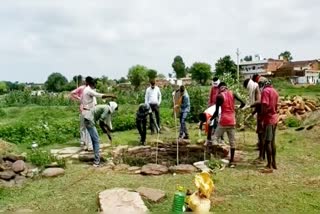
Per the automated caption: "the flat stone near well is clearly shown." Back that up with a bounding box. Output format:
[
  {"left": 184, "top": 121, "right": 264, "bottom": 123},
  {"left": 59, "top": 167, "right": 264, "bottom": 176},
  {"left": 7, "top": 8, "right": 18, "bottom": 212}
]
[
  {"left": 193, "top": 161, "right": 212, "bottom": 173},
  {"left": 169, "top": 164, "right": 197, "bottom": 174},
  {"left": 136, "top": 187, "right": 166, "bottom": 202},
  {"left": 57, "top": 147, "right": 82, "bottom": 155},
  {"left": 114, "top": 164, "right": 130, "bottom": 171},
  {"left": 42, "top": 168, "right": 65, "bottom": 177},
  {"left": 99, "top": 188, "right": 148, "bottom": 214},
  {"left": 112, "top": 145, "right": 129, "bottom": 157},
  {"left": 128, "top": 166, "right": 141, "bottom": 172},
  {"left": 140, "top": 164, "right": 168, "bottom": 176}
]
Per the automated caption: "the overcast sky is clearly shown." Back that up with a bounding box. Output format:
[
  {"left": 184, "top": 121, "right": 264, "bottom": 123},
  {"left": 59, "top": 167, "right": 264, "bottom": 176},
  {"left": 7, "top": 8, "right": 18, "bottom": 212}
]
[{"left": 0, "top": 0, "right": 319, "bottom": 83}]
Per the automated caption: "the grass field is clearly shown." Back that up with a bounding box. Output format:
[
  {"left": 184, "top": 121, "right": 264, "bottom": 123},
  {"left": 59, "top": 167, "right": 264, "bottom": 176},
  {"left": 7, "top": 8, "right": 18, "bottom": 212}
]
[
  {"left": 1, "top": 104, "right": 320, "bottom": 213},
  {"left": 1, "top": 82, "right": 320, "bottom": 213}
]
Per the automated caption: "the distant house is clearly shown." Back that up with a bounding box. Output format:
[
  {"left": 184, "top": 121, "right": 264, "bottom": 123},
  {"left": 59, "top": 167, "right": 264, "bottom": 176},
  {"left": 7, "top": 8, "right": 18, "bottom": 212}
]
[
  {"left": 240, "top": 58, "right": 284, "bottom": 79},
  {"left": 274, "top": 59, "right": 320, "bottom": 84}
]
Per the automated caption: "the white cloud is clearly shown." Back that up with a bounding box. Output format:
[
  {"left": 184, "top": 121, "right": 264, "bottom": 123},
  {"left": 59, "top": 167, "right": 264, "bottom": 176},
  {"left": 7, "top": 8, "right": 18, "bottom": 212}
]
[{"left": 0, "top": 0, "right": 319, "bottom": 82}]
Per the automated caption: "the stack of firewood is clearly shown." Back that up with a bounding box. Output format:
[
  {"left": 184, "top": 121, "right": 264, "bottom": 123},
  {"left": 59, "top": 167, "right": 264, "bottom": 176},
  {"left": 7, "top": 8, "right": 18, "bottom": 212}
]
[{"left": 278, "top": 96, "right": 319, "bottom": 124}]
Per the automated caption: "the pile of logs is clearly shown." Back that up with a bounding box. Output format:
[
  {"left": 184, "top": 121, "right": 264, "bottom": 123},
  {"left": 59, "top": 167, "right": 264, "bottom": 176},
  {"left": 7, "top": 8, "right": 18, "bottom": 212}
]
[{"left": 278, "top": 96, "right": 319, "bottom": 124}]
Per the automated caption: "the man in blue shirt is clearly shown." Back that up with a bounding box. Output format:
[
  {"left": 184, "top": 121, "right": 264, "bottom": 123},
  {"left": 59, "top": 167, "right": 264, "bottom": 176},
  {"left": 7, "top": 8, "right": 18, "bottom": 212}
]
[{"left": 175, "top": 85, "right": 190, "bottom": 139}]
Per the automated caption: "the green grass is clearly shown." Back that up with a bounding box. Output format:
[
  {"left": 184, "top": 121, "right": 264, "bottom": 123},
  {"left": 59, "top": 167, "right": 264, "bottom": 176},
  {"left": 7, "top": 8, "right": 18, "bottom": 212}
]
[
  {"left": 1, "top": 127, "right": 320, "bottom": 213},
  {"left": 1, "top": 92, "right": 320, "bottom": 212}
]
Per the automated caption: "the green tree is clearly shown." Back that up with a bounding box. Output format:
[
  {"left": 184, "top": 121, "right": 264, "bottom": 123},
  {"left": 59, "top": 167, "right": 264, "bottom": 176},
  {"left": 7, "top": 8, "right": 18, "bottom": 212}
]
[
  {"left": 278, "top": 51, "right": 293, "bottom": 61},
  {"left": 189, "top": 62, "right": 212, "bottom": 85},
  {"left": 215, "top": 55, "right": 237, "bottom": 77},
  {"left": 0, "top": 81, "right": 8, "bottom": 94},
  {"left": 157, "top": 73, "right": 166, "bottom": 79},
  {"left": 172, "top": 55, "right": 186, "bottom": 78},
  {"left": 72, "top": 75, "right": 83, "bottom": 86},
  {"left": 127, "top": 65, "right": 148, "bottom": 90},
  {"left": 118, "top": 77, "right": 127, "bottom": 83},
  {"left": 45, "top": 72, "right": 68, "bottom": 92},
  {"left": 243, "top": 55, "right": 252, "bottom": 61},
  {"left": 147, "top": 69, "right": 158, "bottom": 81}
]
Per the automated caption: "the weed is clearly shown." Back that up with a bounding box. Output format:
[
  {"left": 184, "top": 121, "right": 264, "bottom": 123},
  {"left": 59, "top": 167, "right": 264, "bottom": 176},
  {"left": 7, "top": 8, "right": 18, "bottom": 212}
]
[{"left": 27, "top": 149, "right": 66, "bottom": 168}]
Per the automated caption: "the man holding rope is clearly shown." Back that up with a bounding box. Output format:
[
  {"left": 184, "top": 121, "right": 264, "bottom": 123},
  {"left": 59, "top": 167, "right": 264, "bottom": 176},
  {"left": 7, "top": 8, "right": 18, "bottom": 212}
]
[{"left": 210, "top": 82, "right": 245, "bottom": 168}]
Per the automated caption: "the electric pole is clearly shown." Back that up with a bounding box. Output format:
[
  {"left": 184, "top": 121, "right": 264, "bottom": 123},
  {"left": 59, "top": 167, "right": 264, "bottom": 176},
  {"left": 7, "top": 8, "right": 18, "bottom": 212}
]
[{"left": 236, "top": 48, "right": 240, "bottom": 82}]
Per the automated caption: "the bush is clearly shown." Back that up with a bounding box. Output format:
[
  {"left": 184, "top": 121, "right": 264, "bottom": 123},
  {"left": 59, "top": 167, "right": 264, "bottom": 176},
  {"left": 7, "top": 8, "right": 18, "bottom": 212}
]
[
  {"left": 285, "top": 116, "right": 301, "bottom": 127},
  {"left": 0, "top": 108, "right": 6, "bottom": 117},
  {"left": 27, "top": 149, "right": 66, "bottom": 168},
  {"left": 2, "top": 91, "right": 77, "bottom": 107}
]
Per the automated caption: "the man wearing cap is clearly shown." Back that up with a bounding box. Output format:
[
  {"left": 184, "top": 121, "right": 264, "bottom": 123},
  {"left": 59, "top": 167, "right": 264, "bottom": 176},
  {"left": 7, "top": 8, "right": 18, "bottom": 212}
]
[
  {"left": 210, "top": 82, "right": 245, "bottom": 167},
  {"left": 208, "top": 77, "right": 220, "bottom": 107},
  {"left": 94, "top": 101, "right": 118, "bottom": 145},
  {"left": 259, "top": 78, "right": 279, "bottom": 170},
  {"left": 145, "top": 79, "right": 162, "bottom": 134}
]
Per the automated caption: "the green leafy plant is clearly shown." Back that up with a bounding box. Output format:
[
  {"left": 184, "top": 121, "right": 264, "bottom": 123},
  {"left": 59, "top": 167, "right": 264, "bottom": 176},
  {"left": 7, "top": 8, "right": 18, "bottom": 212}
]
[
  {"left": 285, "top": 116, "right": 301, "bottom": 127},
  {"left": 27, "top": 150, "right": 66, "bottom": 168}
]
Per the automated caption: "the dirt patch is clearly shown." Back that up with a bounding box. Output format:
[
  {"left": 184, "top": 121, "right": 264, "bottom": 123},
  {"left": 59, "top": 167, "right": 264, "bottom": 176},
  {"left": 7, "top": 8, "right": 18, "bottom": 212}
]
[{"left": 305, "top": 176, "right": 320, "bottom": 187}]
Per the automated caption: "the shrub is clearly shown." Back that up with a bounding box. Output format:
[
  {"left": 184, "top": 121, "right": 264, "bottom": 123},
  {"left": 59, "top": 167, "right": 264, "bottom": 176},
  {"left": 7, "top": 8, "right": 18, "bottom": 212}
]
[
  {"left": 285, "top": 116, "right": 301, "bottom": 127},
  {"left": 0, "top": 108, "right": 6, "bottom": 117},
  {"left": 27, "top": 150, "right": 66, "bottom": 168}
]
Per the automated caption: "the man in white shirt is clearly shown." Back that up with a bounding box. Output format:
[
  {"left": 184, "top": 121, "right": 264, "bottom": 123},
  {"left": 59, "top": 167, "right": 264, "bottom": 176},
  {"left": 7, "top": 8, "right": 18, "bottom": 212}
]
[
  {"left": 145, "top": 79, "right": 162, "bottom": 134},
  {"left": 81, "top": 76, "right": 115, "bottom": 167}
]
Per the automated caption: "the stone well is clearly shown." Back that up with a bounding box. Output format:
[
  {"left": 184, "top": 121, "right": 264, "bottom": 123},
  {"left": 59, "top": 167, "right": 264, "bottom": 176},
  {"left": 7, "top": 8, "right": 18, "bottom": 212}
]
[{"left": 113, "top": 140, "right": 228, "bottom": 166}]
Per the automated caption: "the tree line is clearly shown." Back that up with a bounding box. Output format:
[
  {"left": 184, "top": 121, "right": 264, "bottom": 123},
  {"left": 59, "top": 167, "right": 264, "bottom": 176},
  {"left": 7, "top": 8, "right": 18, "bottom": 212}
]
[{"left": 0, "top": 51, "right": 293, "bottom": 94}]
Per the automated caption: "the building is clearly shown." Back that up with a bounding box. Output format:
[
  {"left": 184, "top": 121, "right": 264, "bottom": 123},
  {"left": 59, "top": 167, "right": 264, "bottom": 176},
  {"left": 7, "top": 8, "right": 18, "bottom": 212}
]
[
  {"left": 240, "top": 58, "right": 284, "bottom": 79},
  {"left": 272, "top": 59, "right": 320, "bottom": 84}
]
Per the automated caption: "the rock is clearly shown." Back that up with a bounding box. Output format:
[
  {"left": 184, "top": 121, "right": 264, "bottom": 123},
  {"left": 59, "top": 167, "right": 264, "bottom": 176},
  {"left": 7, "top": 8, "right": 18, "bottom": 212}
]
[
  {"left": 169, "top": 164, "right": 197, "bottom": 174},
  {"left": 4, "top": 160, "right": 13, "bottom": 168},
  {"left": 128, "top": 166, "right": 141, "bottom": 172},
  {"left": 26, "top": 168, "right": 39, "bottom": 178},
  {"left": 193, "top": 161, "right": 212, "bottom": 173},
  {"left": 100, "top": 143, "right": 111, "bottom": 150},
  {"left": 0, "top": 179, "right": 15, "bottom": 188},
  {"left": 3, "top": 154, "right": 25, "bottom": 162},
  {"left": 197, "top": 139, "right": 205, "bottom": 145},
  {"left": 12, "top": 160, "right": 25, "bottom": 173},
  {"left": 42, "top": 168, "right": 65, "bottom": 177},
  {"left": 70, "top": 154, "right": 80, "bottom": 160},
  {"left": 161, "top": 126, "right": 171, "bottom": 132},
  {"left": 57, "top": 147, "right": 82, "bottom": 155},
  {"left": 56, "top": 154, "right": 73, "bottom": 159},
  {"left": 112, "top": 145, "right": 129, "bottom": 157},
  {"left": 99, "top": 188, "right": 148, "bottom": 214},
  {"left": 140, "top": 164, "right": 168, "bottom": 176},
  {"left": 78, "top": 153, "right": 104, "bottom": 162},
  {"left": 0, "top": 164, "right": 6, "bottom": 171},
  {"left": 0, "top": 170, "right": 16, "bottom": 180},
  {"left": 150, "top": 139, "right": 164, "bottom": 145},
  {"left": 45, "top": 162, "right": 60, "bottom": 168},
  {"left": 14, "top": 209, "right": 33, "bottom": 213},
  {"left": 50, "top": 149, "right": 61, "bottom": 155},
  {"left": 114, "top": 164, "right": 130, "bottom": 171},
  {"left": 14, "top": 175, "right": 27, "bottom": 186},
  {"left": 128, "top": 146, "right": 151, "bottom": 153},
  {"left": 136, "top": 187, "right": 166, "bottom": 202}
]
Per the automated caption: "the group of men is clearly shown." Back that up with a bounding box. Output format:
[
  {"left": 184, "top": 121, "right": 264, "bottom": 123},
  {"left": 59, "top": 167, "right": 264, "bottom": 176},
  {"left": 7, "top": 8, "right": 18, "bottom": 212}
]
[
  {"left": 70, "top": 75, "right": 278, "bottom": 170},
  {"left": 199, "top": 75, "right": 279, "bottom": 170},
  {"left": 136, "top": 80, "right": 190, "bottom": 145}
]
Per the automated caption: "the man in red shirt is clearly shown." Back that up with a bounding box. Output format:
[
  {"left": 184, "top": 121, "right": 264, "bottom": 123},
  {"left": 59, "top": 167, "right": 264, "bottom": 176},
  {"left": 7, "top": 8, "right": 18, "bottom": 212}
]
[
  {"left": 260, "top": 78, "right": 279, "bottom": 170},
  {"left": 208, "top": 77, "right": 220, "bottom": 107},
  {"left": 210, "top": 82, "right": 245, "bottom": 167}
]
